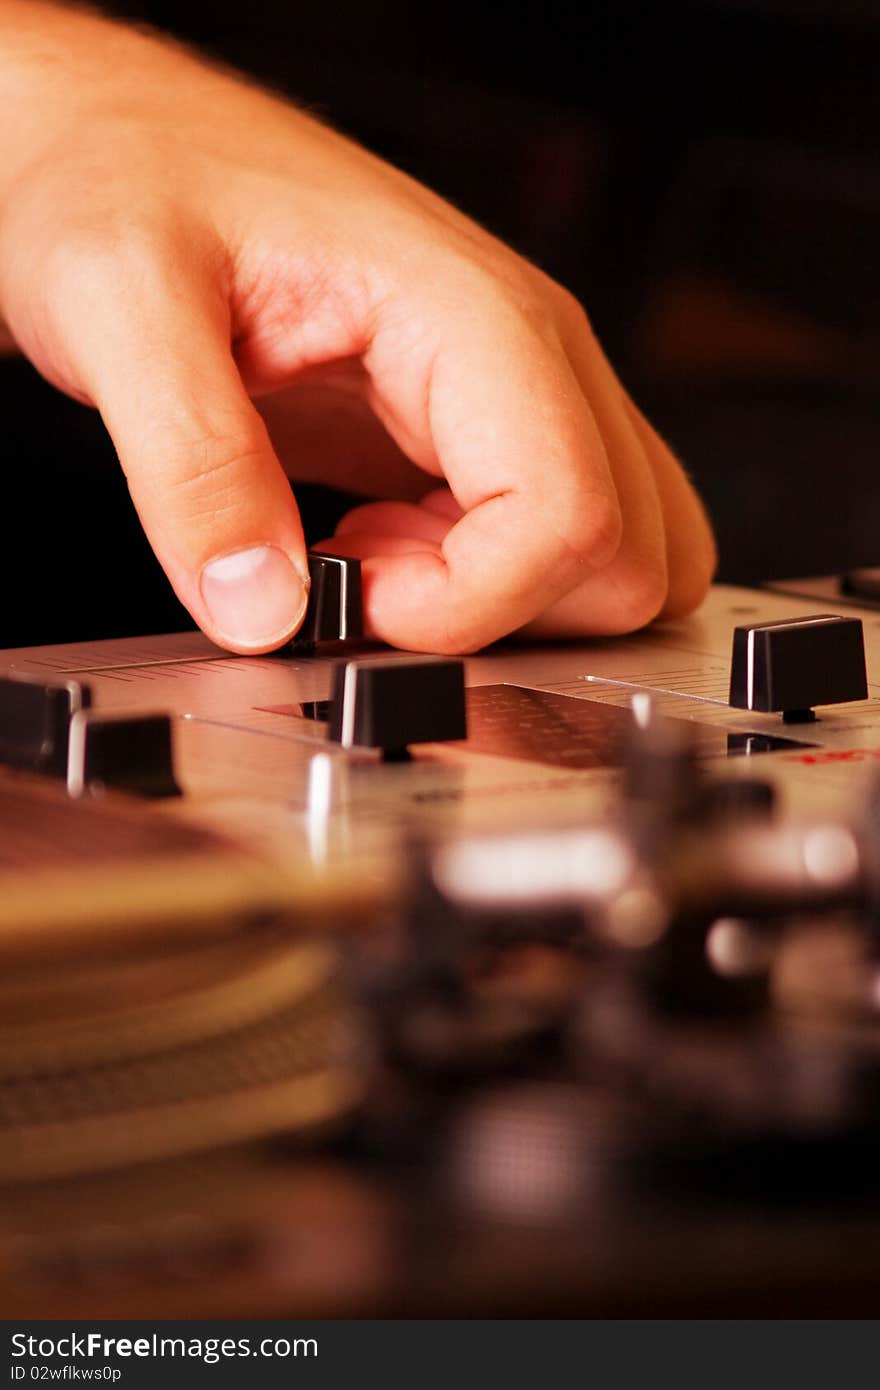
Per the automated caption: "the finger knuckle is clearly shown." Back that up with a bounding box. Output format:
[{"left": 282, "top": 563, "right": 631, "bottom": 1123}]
[
  {"left": 613, "top": 558, "right": 670, "bottom": 632},
  {"left": 37, "top": 226, "right": 112, "bottom": 317},
  {"left": 516, "top": 283, "right": 563, "bottom": 341},
  {"left": 662, "top": 538, "right": 718, "bottom": 618},
  {"left": 549, "top": 279, "right": 592, "bottom": 334},
  {"left": 562, "top": 492, "right": 624, "bottom": 570},
  {"left": 46, "top": 217, "right": 156, "bottom": 294},
  {"left": 522, "top": 271, "right": 594, "bottom": 345},
  {"left": 434, "top": 249, "right": 556, "bottom": 339}
]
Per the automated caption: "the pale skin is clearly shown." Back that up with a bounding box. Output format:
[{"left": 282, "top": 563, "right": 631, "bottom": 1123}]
[{"left": 0, "top": 1, "right": 716, "bottom": 654}]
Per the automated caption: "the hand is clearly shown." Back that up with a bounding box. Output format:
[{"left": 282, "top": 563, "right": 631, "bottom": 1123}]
[{"left": 0, "top": 2, "right": 716, "bottom": 653}]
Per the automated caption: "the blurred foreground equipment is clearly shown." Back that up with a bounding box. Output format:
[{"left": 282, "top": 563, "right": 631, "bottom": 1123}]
[{"left": 3, "top": 580, "right": 880, "bottom": 1314}]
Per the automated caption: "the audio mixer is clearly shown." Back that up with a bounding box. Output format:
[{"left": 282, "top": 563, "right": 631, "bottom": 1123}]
[{"left": 2, "top": 561, "right": 880, "bottom": 1316}]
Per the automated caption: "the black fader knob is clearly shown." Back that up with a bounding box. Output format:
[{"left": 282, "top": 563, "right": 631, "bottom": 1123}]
[
  {"left": 289, "top": 551, "right": 364, "bottom": 653},
  {"left": 66, "top": 711, "right": 181, "bottom": 798},
  {"left": 729, "top": 614, "right": 867, "bottom": 723},
  {"left": 0, "top": 673, "right": 91, "bottom": 777},
  {"left": 328, "top": 657, "right": 467, "bottom": 760}
]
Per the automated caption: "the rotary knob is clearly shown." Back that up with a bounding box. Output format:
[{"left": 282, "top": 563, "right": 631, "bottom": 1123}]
[
  {"left": 328, "top": 657, "right": 467, "bottom": 760},
  {"left": 729, "top": 614, "right": 867, "bottom": 722},
  {"left": 289, "top": 551, "right": 364, "bottom": 653}
]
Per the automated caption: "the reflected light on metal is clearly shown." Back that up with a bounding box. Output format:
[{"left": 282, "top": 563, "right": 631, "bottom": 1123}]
[
  {"left": 307, "top": 753, "right": 334, "bottom": 867},
  {"left": 450, "top": 1086, "right": 594, "bottom": 1224},
  {"left": 802, "top": 825, "right": 860, "bottom": 887},
  {"left": 706, "top": 917, "right": 769, "bottom": 977}
]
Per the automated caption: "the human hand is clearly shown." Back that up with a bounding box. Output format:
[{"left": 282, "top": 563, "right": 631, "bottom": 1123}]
[{"left": 0, "top": 2, "right": 715, "bottom": 653}]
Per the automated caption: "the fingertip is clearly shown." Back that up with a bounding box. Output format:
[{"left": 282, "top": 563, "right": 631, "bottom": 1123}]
[{"left": 198, "top": 543, "right": 310, "bottom": 653}]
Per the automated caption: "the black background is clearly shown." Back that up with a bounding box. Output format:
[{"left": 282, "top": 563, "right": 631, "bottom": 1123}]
[{"left": 3, "top": 0, "right": 880, "bottom": 646}]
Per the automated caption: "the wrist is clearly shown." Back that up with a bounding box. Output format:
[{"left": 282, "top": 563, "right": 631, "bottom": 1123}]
[{"left": 0, "top": 3, "right": 214, "bottom": 200}]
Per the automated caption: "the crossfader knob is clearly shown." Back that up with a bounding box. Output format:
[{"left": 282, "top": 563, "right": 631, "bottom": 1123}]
[
  {"left": 289, "top": 551, "right": 364, "bottom": 653},
  {"left": 729, "top": 614, "right": 867, "bottom": 723},
  {"left": 0, "top": 673, "right": 91, "bottom": 776},
  {"left": 329, "top": 657, "right": 467, "bottom": 760},
  {"left": 66, "top": 711, "right": 181, "bottom": 798}
]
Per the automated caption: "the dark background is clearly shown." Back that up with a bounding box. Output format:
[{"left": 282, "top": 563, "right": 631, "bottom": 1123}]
[{"left": 3, "top": 0, "right": 880, "bottom": 647}]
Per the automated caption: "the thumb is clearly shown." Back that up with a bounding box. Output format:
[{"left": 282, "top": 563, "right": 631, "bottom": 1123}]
[{"left": 64, "top": 256, "right": 309, "bottom": 653}]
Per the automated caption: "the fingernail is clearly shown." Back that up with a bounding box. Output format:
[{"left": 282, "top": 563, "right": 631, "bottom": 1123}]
[{"left": 200, "top": 545, "right": 307, "bottom": 648}]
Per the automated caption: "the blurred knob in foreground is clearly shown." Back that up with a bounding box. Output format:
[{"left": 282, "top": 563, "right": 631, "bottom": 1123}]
[
  {"left": 0, "top": 673, "right": 91, "bottom": 777},
  {"left": 67, "top": 711, "right": 181, "bottom": 798}
]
